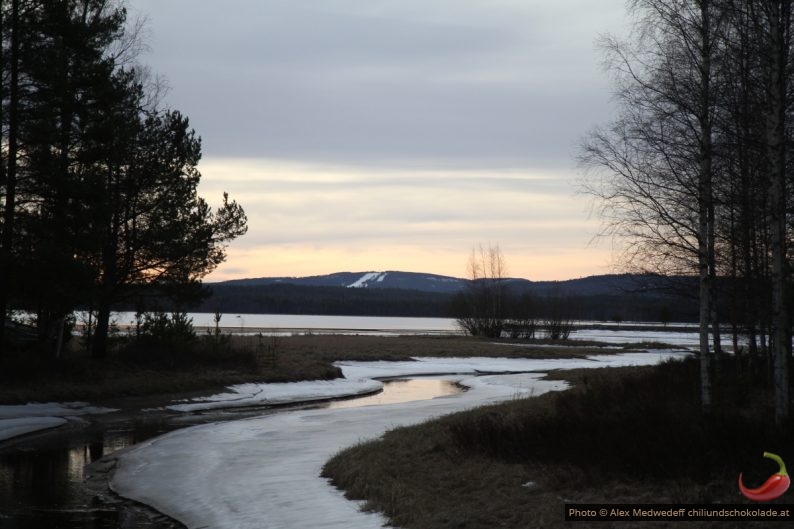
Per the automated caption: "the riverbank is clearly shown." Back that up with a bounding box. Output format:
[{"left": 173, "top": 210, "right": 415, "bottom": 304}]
[
  {"left": 107, "top": 350, "right": 690, "bottom": 529},
  {"left": 322, "top": 357, "right": 793, "bottom": 529},
  {"left": 0, "top": 334, "right": 638, "bottom": 404},
  {"left": 2, "top": 335, "right": 692, "bottom": 528}
]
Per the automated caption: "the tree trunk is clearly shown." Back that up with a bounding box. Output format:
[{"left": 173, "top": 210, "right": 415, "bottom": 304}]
[
  {"left": 0, "top": 1, "right": 5, "bottom": 356},
  {"left": 765, "top": 0, "right": 791, "bottom": 425},
  {"left": 0, "top": 0, "right": 21, "bottom": 357},
  {"left": 92, "top": 211, "right": 119, "bottom": 359},
  {"left": 698, "top": 0, "right": 714, "bottom": 414},
  {"left": 92, "top": 300, "right": 111, "bottom": 360}
]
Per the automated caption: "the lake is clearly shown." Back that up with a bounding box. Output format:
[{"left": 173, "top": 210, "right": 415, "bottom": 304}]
[
  {"left": 103, "top": 312, "right": 703, "bottom": 347},
  {"left": 106, "top": 312, "right": 462, "bottom": 336}
]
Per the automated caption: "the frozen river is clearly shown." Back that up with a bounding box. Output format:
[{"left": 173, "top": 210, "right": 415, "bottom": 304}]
[
  {"left": 2, "top": 309, "right": 698, "bottom": 529},
  {"left": 110, "top": 351, "right": 690, "bottom": 529}
]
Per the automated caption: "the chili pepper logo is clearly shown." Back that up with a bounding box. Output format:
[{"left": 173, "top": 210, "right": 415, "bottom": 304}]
[{"left": 738, "top": 452, "right": 790, "bottom": 502}]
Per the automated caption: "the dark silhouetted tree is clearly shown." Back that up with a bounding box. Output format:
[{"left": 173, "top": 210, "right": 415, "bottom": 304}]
[
  {"left": 0, "top": 1, "right": 248, "bottom": 358},
  {"left": 454, "top": 244, "right": 509, "bottom": 338}
]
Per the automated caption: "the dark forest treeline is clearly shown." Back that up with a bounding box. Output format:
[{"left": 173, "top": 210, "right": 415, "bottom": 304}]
[
  {"left": 195, "top": 284, "right": 454, "bottom": 318},
  {"left": 174, "top": 283, "right": 695, "bottom": 322},
  {"left": 0, "top": 1, "right": 247, "bottom": 359}
]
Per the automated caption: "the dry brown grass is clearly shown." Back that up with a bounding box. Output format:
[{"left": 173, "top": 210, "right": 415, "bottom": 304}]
[
  {"left": 269, "top": 334, "right": 625, "bottom": 361},
  {"left": 323, "top": 359, "right": 791, "bottom": 529}
]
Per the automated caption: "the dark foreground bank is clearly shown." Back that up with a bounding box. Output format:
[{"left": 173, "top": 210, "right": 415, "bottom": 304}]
[{"left": 323, "top": 357, "right": 794, "bottom": 529}]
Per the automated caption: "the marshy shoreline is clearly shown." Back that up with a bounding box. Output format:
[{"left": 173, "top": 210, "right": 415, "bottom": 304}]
[
  {"left": 323, "top": 357, "right": 794, "bottom": 529},
  {"left": 4, "top": 335, "right": 752, "bottom": 528}
]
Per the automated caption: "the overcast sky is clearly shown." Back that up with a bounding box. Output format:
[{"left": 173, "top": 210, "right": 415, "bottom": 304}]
[{"left": 131, "top": 0, "right": 630, "bottom": 281}]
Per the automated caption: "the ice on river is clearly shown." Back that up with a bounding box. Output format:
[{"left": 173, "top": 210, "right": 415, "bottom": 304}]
[
  {"left": 163, "top": 378, "right": 384, "bottom": 412},
  {"left": 111, "top": 351, "right": 690, "bottom": 529},
  {"left": 0, "top": 402, "right": 116, "bottom": 441}
]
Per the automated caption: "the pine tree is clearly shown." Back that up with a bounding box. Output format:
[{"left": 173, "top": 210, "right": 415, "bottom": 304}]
[{"left": 0, "top": 1, "right": 247, "bottom": 358}]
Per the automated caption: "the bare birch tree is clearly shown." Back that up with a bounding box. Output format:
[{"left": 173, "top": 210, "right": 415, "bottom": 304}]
[
  {"left": 580, "top": 0, "right": 725, "bottom": 412},
  {"left": 454, "top": 244, "right": 509, "bottom": 338},
  {"left": 754, "top": 0, "right": 792, "bottom": 424},
  {"left": 583, "top": 0, "right": 794, "bottom": 421}
]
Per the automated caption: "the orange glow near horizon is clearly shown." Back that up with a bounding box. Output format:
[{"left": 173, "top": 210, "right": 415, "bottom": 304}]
[
  {"left": 207, "top": 244, "right": 617, "bottom": 283},
  {"left": 198, "top": 158, "right": 617, "bottom": 283}
]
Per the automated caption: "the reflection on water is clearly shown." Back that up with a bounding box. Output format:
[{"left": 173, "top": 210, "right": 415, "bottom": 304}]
[
  {"left": 0, "top": 419, "right": 174, "bottom": 529},
  {"left": 328, "top": 378, "right": 462, "bottom": 409}
]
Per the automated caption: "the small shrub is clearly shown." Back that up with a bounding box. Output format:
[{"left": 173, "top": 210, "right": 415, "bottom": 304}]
[
  {"left": 141, "top": 312, "right": 195, "bottom": 342},
  {"left": 257, "top": 333, "right": 280, "bottom": 367},
  {"left": 123, "top": 312, "right": 197, "bottom": 362},
  {"left": 204, "top": 328, "right": 231, "bottom": 353}
]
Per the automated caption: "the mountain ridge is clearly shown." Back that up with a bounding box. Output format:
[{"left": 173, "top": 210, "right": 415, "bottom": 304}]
[
  {"left": 213, "top": 270, "right": 679, "bottom": 297},
  {"left": 194, "top": 271, "right": 695, "bottom": 321}
]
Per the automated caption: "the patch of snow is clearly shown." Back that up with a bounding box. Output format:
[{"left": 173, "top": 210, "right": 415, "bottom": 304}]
[
  {"left": 162, "top": 378, "right": 384, "bottom": 412},
  {"left": 0, "top": 402, "right": 116, "bottom": 442},
  {"left": 347, "top": 272, "right": 384, "bottom": 288},
  {"left": 570, "top": 329, "right": 701, "bottom": 347},
  {"left": 337, "top": 351, "right": 691, "bottom": 380},
  {"left": 376, "top": 272, "right": 387, "bottom": 282},
  {"left": 112, "top": 351, "right": 689, "bottom": 529},
  {"left": 492, "top": 342, "right": 625, "bottom": 350}
]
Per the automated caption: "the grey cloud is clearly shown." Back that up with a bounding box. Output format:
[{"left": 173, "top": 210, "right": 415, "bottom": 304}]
[
  {"left": 132, "top": 0, "right": 623, "bottom": 169},
  {"left": 180, "top": 75, "right": 611, "bottom": 167},
  {"left": 206, "top": 172, "right": 576, "bottom": 196}
]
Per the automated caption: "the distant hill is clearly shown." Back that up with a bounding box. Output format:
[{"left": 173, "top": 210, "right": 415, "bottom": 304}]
[
  {"left": 196, "top": 282, "right": 454, "bottom": 317},
  {"left": 214, "top": 271, "right": 684, "bottom": 298},
  {"left": 511, "top": 273, "right": 686, "bottom": 297},
  {"left": 106, "top": 271, "right": 699, "bottom": 321},
  {"left": 198, "top": 271, "right": 697, "bottom": 322},
  {"left": 217, "top": 271, "right": 468, "bottom": 293},
  {"left": 192, "top": 271, "right": 697, "bottom": 322}
]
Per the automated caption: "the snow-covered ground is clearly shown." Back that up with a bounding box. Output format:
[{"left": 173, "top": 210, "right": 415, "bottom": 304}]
[
  {"left": 569, "top": 328, "right": 702, "bottom": 347},
  {"left": 111, "top": 351, "right": 690, "bottom": 529},
  {"left": 0, "top": 402, "right": 116, "bottom": 442},
  {"left": 162, "top": 378, "right": 384, "bottom": 412}
]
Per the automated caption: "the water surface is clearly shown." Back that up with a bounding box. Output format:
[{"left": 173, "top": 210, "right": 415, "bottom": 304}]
[{"left": 328, "top": 378, "right": 461, "bottom": 409}]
